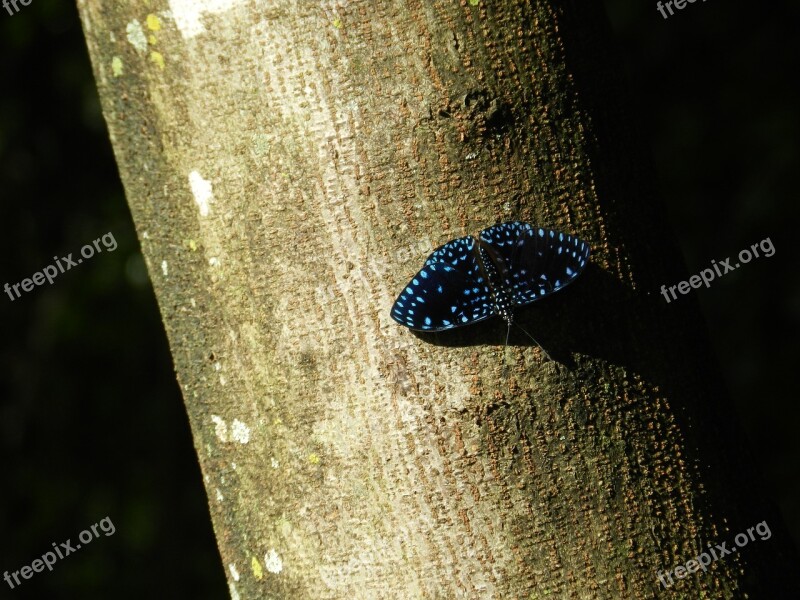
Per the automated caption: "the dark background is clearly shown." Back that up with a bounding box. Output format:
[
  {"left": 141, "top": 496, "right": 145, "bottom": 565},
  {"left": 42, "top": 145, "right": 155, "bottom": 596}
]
[
  {"left": 604, "top": 0, "right": 800, "bottom": 551},
  {"left": 0, "top": 0, "right": 796, "bottom": 597}
]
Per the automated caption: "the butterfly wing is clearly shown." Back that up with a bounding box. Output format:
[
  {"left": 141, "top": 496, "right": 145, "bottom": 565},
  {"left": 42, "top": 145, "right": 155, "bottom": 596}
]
[
  {"left": 424, "top": 235, "right": 477, "bottom": 267},
  {"left": 479, "top": 222, "right": 590, "bottom": 307},
  {"left": 391, "top": 237, "right": 494, "bottom": 331}
]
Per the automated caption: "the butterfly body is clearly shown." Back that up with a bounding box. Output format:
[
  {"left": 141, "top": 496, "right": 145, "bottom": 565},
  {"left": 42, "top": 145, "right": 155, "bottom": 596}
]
[
  {"left": 478, "top": 243, "right": 514, "bottom": 325},
  {"left": 390, "top": 222, "right": 590, "bottom": 332}
]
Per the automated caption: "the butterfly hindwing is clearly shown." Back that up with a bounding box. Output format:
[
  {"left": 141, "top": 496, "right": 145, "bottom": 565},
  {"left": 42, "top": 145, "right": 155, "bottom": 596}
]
[
  {"left": 391, "top": 237, "right": 493, "bottom": 331},
  {"left": 479, "top": 222, "right": 590, "bottom": 307}
]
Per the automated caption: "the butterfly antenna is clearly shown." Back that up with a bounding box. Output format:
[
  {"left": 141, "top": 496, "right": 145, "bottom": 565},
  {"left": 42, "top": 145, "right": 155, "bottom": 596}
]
[
  {"left": 501, "top": 319, "right": 512, "bottom": 380},
  {"left": 514, "top": 322, "right": 553, "bottom": 362}
]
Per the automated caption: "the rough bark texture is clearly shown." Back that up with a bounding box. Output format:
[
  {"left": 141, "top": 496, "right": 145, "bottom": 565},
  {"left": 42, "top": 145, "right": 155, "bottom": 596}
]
[{"left": 78, "top": 0, "right": 799, "bottom": 598}]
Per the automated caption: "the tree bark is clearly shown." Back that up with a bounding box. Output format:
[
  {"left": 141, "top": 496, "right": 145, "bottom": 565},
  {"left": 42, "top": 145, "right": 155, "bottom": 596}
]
[{"left": 78, "top": 0, "right": 799, "bottom": 598}]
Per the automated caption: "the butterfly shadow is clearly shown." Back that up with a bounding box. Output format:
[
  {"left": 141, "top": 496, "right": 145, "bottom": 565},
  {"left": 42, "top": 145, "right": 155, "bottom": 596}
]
[
  {"left": 406, "top": 263, "right": 652, "bottom": 373},
  {"left": 407, "top": 265, "right": 589, "bottom": 366}
]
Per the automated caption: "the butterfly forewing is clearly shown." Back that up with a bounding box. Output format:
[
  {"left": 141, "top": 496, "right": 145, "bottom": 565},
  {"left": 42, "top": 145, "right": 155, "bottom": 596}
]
[
  {"left": 391, "top": 237, "right": 493, "bottom": 331},
  {"left": 479, "top": 222, "right": 590, "bottom": 307},
  {"left": 424, "top": 235, "right": 476, "bottom": 267}
]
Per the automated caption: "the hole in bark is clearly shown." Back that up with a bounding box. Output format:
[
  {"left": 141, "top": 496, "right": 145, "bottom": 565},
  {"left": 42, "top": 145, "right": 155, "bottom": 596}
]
[{"left": 484, "top": 99, "right": 514, "bottom": 135}]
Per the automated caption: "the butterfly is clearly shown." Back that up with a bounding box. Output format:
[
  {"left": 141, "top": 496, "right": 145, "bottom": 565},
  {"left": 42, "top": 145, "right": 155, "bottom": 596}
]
[{"left": 390, "top": 222, "right": 590, "bottom": 350}]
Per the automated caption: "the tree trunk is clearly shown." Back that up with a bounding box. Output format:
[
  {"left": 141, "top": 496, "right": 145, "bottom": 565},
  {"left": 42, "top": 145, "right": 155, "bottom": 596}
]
[{"left": 78, "top": 0, "right": 799, "bottom": 597}]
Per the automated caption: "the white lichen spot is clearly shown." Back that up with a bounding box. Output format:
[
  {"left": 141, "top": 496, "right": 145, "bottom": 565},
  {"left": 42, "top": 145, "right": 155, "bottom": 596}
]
[
  {"left": 190, "top": 298, "right": 197, "bottom": 307},
  {"left": 265, "top": 549, "right": 283, "bottom": 574},
  {"left": 209, "top": 256, "right": 220, "bottom": 267},
  {"left": 231, "top": 419, "right": 250, "bottom": 444},
  {"left": 161, "top": 260, "right": 168, "bottom": 276},
  {"left": 228, "top": 563, "right": 240, "bottom": 581},
  {"left": 215, "top": 488, "right": 224, "bottom": 501},
  {"left": 211, "top": 415, "right": 228, "bottom": 442},
  {"left": 231, "top": 462, "right": 237, "bottom": 470},
  {"left": 111, "top": 56, "right": 123, "bottom": 77},
  {"left": 219, "top": 375, "right": 227, "bottom": 386},
  {"left": 228, "top": 582, "right": 240, "bottom": 600},
  {"left": 168, "top": 0, "right": 239, "bottom": 39},
  {"left": 271, "top": 457, "right": 279, "bottom": 468},
  {"left": 213, "top": 362, "right": 221, "bottom": 371},
  {"left": 188, "top": 170, "right": 213, "bottom": 216},
  {"left": 142, "top": 231, "right": 149, "bottom": 239},
  {"left": 125, "top": 20, "right": 147, "bottom": 53}
]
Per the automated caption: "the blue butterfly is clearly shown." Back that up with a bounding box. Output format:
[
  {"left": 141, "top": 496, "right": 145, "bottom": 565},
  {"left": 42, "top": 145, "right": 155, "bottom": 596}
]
[{"left": 390, "top": 222, "right": 590, "bottom": 336}]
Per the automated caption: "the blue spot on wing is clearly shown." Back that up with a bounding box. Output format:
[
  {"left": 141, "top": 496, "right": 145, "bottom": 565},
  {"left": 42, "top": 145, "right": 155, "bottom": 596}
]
[{"left": 479, "top": 222, "right": 590, "bottom": 307}]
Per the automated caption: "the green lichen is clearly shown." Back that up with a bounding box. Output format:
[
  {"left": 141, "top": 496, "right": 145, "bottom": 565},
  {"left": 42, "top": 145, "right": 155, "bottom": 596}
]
[
  {"left": 251, "top": 555, "right": 263, "bottom": 580},
  {"left": 111, "top": 56, "right": 123, "bottom": 77}
]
